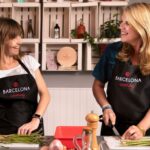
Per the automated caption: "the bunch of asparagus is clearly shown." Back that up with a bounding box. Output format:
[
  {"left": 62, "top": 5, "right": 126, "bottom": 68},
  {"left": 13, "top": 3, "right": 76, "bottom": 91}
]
[
  {"left": 121, "top": 137, "right": 150, "bottom": 146},
  {"left": 0, "top": 133, "right": 41, "bottom": 144}
]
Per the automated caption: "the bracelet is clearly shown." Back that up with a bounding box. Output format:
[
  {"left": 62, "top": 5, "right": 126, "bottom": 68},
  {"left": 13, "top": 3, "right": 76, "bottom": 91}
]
[
  {"left": 102, "top": 104, "right": 112, "bottom": 112},
  {"left": 32, "top": 114, "right": 42, "bottom": 120},
  {"left": 137, "top": 125, "right": 146, "bottom": 136}
]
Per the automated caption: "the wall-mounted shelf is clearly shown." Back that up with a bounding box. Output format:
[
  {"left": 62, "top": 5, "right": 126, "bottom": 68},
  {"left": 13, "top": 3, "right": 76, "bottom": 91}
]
[
  {"left": 42, "top": 42, "right": 82, "bottom": 71},
  {"left": 42, "top": 1, "right": 128, "bottom": 71},
  {"left": 0, "top": 1, "right": 41, "bottom": 62},
  {"left": 0, "top": 0, "right": 128, "bottom": 71}
]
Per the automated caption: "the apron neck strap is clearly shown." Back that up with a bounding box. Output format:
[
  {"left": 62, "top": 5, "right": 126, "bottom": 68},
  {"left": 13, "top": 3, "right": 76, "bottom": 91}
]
[{"left": 17, "top": 59, "right": 31, "bottom": 75}]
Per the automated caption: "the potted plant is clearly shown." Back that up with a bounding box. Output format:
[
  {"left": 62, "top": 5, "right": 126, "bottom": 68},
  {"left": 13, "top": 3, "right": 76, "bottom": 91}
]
[
  {"left": 71, "top": 14, "right": 120, "bottom": 54},
  {"left": 99, "top": 13, "right": 121, "bottom": 42},
  {"left": 71, "top": 29, "right": 99, "bottom": 52}
]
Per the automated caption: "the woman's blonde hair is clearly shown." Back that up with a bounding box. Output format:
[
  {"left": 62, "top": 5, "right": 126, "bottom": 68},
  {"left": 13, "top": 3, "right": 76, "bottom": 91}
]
[
  {"left": 0, "top": 17, "right": 23, "bottom": 59},
  {"left": 117, "top": 3, "right": 150, "bottom": 75}
]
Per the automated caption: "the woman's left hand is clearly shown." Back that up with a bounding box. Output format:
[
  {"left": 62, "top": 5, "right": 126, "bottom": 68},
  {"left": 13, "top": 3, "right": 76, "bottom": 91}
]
[
  {"left": 17, "top": 118, "right": 40, "bottom": 135},
  {"left": 122, "top": 125, "right": 144, "bottom": 140}
]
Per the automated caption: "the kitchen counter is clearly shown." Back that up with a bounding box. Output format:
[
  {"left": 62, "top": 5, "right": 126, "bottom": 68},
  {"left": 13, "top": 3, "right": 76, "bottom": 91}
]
[
  {"left": 100, "top": 136, "right": 150, "bottom": 150},
  {"left": 1, "top": 136, "right": 150, "bottom": 150},
  {"left": 0, "top": 136, "right": 52, "bottom": 150}
]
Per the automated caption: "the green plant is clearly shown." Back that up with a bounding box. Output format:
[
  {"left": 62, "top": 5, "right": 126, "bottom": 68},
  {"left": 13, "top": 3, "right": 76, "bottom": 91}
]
[
  {"left": 71, "top": 30, "right": 99, "bottom": 52},
  {"left": 83, "top": 32, "right": 99, "bottom": 52},
  {"left": 100, "top": 14, "right": 120, "bottom": 39},
  {"left": 71, "top": 14, "right": 120, "bottom": 53}
]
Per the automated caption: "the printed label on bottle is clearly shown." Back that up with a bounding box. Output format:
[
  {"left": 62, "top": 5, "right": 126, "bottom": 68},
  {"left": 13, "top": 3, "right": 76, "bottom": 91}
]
[{"left": 54, "top": 29, "right": 60, "bottom": 39}]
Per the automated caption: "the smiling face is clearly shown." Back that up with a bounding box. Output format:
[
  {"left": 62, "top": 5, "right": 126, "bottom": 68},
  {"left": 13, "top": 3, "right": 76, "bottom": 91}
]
[
  {"left": 119, "top": 14, "right": 142, "bottom": 47},
  {"left": 4, "top": 36, "right": 22, "bottom": 57}
]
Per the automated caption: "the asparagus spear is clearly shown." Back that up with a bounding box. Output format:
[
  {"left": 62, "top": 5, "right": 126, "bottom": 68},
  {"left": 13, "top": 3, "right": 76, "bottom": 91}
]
[
  {"left": 121, "top": 137, "right": 150, "bottom": 146},
  {"left": 0, "top": 133, "right": 41, "bottom": 144}
]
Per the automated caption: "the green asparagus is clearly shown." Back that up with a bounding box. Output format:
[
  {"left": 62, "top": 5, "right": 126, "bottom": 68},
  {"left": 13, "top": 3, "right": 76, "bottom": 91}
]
[
  {"left": 0, "top": 133, "right": 42, "bottom": 144},
  {"left": 121, "top": 137, "right": 150, "bottom": 146}
]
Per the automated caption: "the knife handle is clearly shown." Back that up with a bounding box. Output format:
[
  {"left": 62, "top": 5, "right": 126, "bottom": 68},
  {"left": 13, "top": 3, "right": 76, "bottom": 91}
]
[{"left": 99, "top": 114, "right": 113, "bottom": 127}]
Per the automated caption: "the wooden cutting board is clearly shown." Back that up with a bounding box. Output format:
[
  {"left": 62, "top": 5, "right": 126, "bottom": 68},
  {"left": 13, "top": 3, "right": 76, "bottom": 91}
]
[
  {"left": 0, "top": 143, "right": 39, "bottom": 149},
  {"left": 104, "top": 136, "right": 150, "bottom": 150},
  {"left": 57, "top": 47, "right": 77, "bottom": 67}
]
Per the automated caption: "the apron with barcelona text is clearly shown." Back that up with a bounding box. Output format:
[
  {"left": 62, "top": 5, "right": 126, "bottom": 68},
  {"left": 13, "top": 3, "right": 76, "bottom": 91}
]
[
  {"left": 101, "top": 60, "right": 150, "bottom": 136},
  {"left": 0, "top": 59, "right": 44, "bottom": 135}
]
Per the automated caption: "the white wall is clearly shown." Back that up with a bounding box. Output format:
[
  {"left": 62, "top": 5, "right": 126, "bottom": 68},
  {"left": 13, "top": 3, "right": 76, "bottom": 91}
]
[{"left": 43, "top": 88, "right": 101, "bottom": 136}]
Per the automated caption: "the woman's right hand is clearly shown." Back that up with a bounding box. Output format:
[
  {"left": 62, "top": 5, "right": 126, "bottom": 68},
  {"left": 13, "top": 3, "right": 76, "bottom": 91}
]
[
  {"left": 17, "top": 118, "right": 40, "bottom": 135},
  {"left": 103, "top": 109, "right": 116, "bottom": 126}
]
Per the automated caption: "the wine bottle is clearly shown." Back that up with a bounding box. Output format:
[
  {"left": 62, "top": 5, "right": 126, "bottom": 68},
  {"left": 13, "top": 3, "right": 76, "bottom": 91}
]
[
  {"left": 20, "top": 16, "right": 24, "bottom": 38},
  {"left": 27, "top": 19, "right": 34, "bottom": 38},
  {"left": 54, "top": 19, "right": 60, "bottom": 39}
]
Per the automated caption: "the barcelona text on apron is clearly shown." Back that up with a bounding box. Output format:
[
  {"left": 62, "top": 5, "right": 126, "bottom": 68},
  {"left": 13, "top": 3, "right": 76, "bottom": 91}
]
[
  {"left": 0, "top": 59, "right": 44, "bottom": 135},
  {"left": 101, "top": 60, "right": 150, "bottom": 135}
]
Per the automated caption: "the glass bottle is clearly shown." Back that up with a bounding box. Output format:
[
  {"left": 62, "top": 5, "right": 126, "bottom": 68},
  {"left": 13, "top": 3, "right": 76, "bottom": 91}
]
[
  {"left": 20, "top": 16, "right": 24, "bottom": 38},
  {"left": 27, "top": 19, "right": 34, "bottom": 38},
  {"left": 82, "top": 127, "right": 93, "bottom": 150},
  {"left": 54, "top": 19, "right": 60, "bottom": 39},
  {"left": 73, "top": 127, "right": 93, "bottom": 150}
]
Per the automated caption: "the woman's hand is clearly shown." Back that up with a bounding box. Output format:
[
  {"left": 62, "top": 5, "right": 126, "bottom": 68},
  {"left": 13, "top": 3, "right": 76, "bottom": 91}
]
[
  {"left": 103, "top": 109, "right": 116, "bottom": 126},
  {"left": 17, "top": 118, "right": 40, "bottom": 135},
  {"left": 122, "top": 125, "right": 144, "bottom": 140}
]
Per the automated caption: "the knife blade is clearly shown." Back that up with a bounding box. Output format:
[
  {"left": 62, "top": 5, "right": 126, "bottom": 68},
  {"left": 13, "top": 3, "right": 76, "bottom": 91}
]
[
  {"left": 99, "top": 115, "right": 121, "bottom": 139},
  {"left": 112, "top": 125, "right": 122, "bottom": 140}
]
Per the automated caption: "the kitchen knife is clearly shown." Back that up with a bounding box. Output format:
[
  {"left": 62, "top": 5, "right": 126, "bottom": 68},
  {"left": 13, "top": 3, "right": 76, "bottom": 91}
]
[
  {"left": 99, "top": 115, "right": 122, "bottom": 139},
  {"left": 112, "top": 125, "right": 122, "bottom": 139}
]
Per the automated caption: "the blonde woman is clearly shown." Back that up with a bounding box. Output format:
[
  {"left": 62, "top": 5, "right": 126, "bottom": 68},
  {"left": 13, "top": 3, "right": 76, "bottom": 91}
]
[
  {"left": 0, "top": 17, "right": 50, "bottom": 135},
  {"left": 92, "top": 3, "right": 150, "bottom": 140}
]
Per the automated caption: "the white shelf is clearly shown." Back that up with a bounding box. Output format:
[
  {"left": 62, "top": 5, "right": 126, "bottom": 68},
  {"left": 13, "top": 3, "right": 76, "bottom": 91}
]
[
  {"left": 13, "top": 2, "right": 40, "bottom": 7},
  {"left": 71, "top": 39, "right": 86, "bottom": 43},
  {"left": 22, "top": 38, "right": 40, "bottom": 43},
  {"left": 43, "top": 2, "right": 71, "bottom": 7},
  {"left": 0, "top": 1, "right": 41, "bottom": 62},
  {"left": 98, "top": 38, "right": 121, "bottom": 44},
  {"left": 42, "top": 43, "right": 82, "bottom": 71},
  {"left": 42, "top": 1, "right": 127, "bottom": 71},
  {"left": 100, "top": 1, "right": 128, "bottom": 6},
  {"left": 0, "top": 3, "right": 12, "bottom": 7},
  {"left": 0, "top": 1, "right": 128, "bottom": 71},
  {"left": 21, "top": 42, "right": 39, "bottom": 61},
  {"left": 71, "top": 1, "right": 98, "bottom": 7},
  {"left": 43, "top": 38, "right": 70, "bottom": 43}
]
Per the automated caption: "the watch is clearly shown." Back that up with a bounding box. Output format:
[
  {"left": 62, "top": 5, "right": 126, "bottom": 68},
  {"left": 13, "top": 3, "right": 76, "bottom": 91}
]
[
  {"left": 102, "top": 104, "right": 112, "bottom": 112},
  {"left": 32, "top": 114, "right": 41, "bottom": 120}
]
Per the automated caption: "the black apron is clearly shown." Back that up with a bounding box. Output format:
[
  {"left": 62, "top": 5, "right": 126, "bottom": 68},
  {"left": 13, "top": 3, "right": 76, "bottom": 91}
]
[
  {"left": 101, "top": 60, "right": 150, "bottom": 136},
  {"left": 0, "top": 60, "right": 44, "bottom": 135}
]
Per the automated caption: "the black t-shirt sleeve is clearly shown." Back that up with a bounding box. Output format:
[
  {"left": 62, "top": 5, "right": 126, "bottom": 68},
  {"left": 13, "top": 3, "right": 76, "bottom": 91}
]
[{"left": 92, "top": 41, "right": 122, "bottom": 83}]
